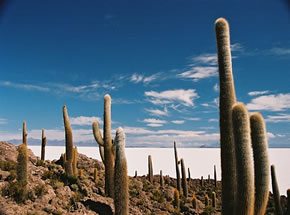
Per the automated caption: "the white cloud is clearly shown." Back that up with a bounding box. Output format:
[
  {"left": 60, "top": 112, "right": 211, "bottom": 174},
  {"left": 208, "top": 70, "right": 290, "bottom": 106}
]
[
  {"left": 214, "top": 83, "right": 219, "bottom": 92},
  {"left": 266, "top": 114, "right": 290, "bottom": 123},
  {"left": 171, "top": 120, "right": 185, "bottom": 124},
  {"left": 145, "top": 107, "right": 169, "bottom": 116},
  {"left": 248, "top": 90, "right": 271, "bottom": 96},
  {"left": 145, "top": 89, "right": 199, "bottom": 106},
  {"left": 247, "top": 93, "right": 290, "bottom": 111},
  {"left": 270, "top": 47, "right": 290, "bottom": 56},
  {"left": 178, "top": 67, "right": 218, "bottom": 81},
  {"left": 0, "top": 81, "right": 50, "bottom": 92},
  {"left": 231, "top": 43, "right": 243, "bottom": 52},
  {"left": 186, "top": 117, "right": 201, "bottom": 121},
  {"left": 70, "top": 116, "right": 102, "bottom": 126},
  {"left": 146, "top": 123, "right": 164, "bottom": 127},
  {"left": 267, "top": 132, "right": 276, "bottom": 139},
  {"left": 191, "top": 54, "right": 217, "bottom": 65},
  {"left": 143, "top": 118, "right": 167, "bottom": 124},
  {"left": 130, "top": 73, "right": 159, "bottom": 84},
  {"left": 0, "top": 118, "right": 7, "bottom": 125},
  {"left": 208, "top": 118, "right": 218, "bottom": 122}
]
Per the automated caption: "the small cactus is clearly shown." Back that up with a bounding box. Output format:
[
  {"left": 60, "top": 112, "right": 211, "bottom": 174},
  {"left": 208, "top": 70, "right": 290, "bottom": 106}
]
[
  {"left": 22, "top": 121, "right": 28, "bottom": 145},
  {"left": 180, "top": 158, "right": 188, "bottom": 197},
  {"left": 17, "top": 143, "right": 28, "bottom": 186},
  {"left": 271, "top": 165, "right": 283, "bottom": 215},
  {"left": 200, "top": 176, "right": 204, "bottom": 187},
  {"left": 174, "top": 142, "right": 181, "bottom": 192},
  {"left": 63, "top": 105, "right": 73, "bottom": 176},
  {"left": 114, "top": 127, "right": 129, "bottom": 215},
  {"left": 160, "top": 170, "right": 164, "bottom": 188},
  {"left": 232, "top": 103, "right": 254, "bottom": 215},
  {"left": 212, "top": 192, "right": 216, "bottom": 208},
  {"left": 134, "top": 170, "right": 137, "bottom": 178},
  {"left": 148, "top": 155, "right": 153, "bottom": 183},
  {"left": 250, "top": 112, "right": 270, "bottom": 215},
  {"left": 173, "top": 189, "right": 180, "bottom": 211},
  {"left": 41, "top": 129, "right": 46, "bottom": 161},
  {"left": 215, "top": 17, "right": 237, "bottom": 215}
]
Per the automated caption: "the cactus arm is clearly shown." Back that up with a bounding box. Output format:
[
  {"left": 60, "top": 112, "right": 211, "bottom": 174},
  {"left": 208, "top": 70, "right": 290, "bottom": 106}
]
[
  {"left": 99, "top": 145, "right": 105, "bottom": 163},
  {"left": 92, "top": 121, "right": 104, "bottom": 146}
]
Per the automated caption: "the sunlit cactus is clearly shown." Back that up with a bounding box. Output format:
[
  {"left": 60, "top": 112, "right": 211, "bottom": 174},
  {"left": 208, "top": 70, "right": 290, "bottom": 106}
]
[
  {"left": 41, "top": 129, "right": 46, "bottom": 161},
  {"left": 250, "top": 112, "right": 270, "bottom": 215},
  {"left": 17, "top": 143, "right": 28, "bottom": 186},
  {"left": 22, "top": 121, "right": 27, "bottom": 145},
  {"left": 114, "top": 127, "right": 129, "bottom": 215},
  {"left": 92, "top": 94, "right": 114, "bottom": 197},
  {"left": 63, "top": 105, "right": 73, "bottom": 176},
  {"left": 271, "top": 165, "right": 283, "bottom": 215},
  {"left": 148, "top": 155, "right": 153, "bottom": 183},
  {"left": 180, "top": 158, "right": 188, "bottom": 197},
  {"left": 192, "top": 194, "right": 197, "bottom": 210},
  {"left": 173, "top": 189, "right": 180, "bottom": 211},
  {"left": 174, "top": 141, "right": 181, "bottom": 192},
  {"left": 215, "top": 17, "right": 237, "bottom": 215},
  {"left": 232, "top": 103, "right": 254, "bottom": 215},
  {"left": 72, "top": 146, "right": 78, "bottom": 176}
]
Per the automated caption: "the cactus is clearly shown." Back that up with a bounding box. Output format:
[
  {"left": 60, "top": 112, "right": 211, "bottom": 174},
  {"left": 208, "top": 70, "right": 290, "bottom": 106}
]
[
  {"left": 180, "top": 158, "right": 188, "bottom": 197},
  {"left": 41, "top": 129, "right": 46, "bottom": 161},
  {"left": 72, "top": 146, "right": 78, "bottom": 176},
  {"left": 134, "top": 170, "right": 137, "bottom": 178},
  {"left": 214, "top": 165, "right": 217, "bottom": 187},
  {"left": 208, "top": 174, "right": 210, "bottom": 183},
  {"left": 192, "top": 194, "right": 197, "bottom": 210},
  {"left": 92, "top": 94, "right": 115, "bottom": 197},
  {"left": 114, "top": 127, "right": 129, "bottom": 215},
  {"left": 250, "top": 113, "right": 270, "bottom": 215},
  {"left": 94, "top": 168, "right": 98, "bottom": 183},
  {"left": 63, "top": 105, "right": 73, "bottom": 176},
  {"left": 22, "top": 121, "right": 27, "bottom": 145},
  {"left": 215, "top": 17, "right": 237, "bottom": 215},
  {"left": 160, "top": 170, "right": 164, "bottom": 188},
  {"left": 286, "top": 189, "right": 290, "bottom": 215},
  {"left": 205, "top": 194, "right": 209, "bottom": 206},
  {"left": 148, "top": 155, "right": 153, "bottom": 183},
  {"left": 212, "top": 192, "right": 216, "bottom": 208},
  {"left": 187, "top": 168, "right": 191, "bottom": 181},
  {"left": 232, "top": 103, "right": 254, "bottom": 215},
  {"left": 200, "top": 176, "right": 204, "bottom": 187},
  {"left": 17, "top": 143, "right": 28, "bottom": 186},
  {"left": 173, "top": 189, "right": 180, "bottom": 211},
  {"left": 271, "top": 165, "right": 283, "bottom": 215},
  {"left": 174, "top": 141, "right": 181, "bottom": 192}
]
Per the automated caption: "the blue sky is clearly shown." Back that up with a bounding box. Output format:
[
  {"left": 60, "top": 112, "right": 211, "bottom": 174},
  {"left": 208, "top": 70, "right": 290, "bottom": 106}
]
[{"left": 0, "top": 0, "right": 289, "bottom": 147}]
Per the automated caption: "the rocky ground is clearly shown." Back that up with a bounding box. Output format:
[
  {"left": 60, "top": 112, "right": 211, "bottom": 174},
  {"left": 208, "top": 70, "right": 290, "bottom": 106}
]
[{"left": 0, "top": 141, "right": 287, "bottom": 215}]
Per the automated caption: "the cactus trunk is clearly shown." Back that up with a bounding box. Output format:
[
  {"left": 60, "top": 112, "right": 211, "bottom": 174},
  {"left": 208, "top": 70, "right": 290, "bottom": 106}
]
[
  {"left": 271, "top": 165, "right": 283, "bottom": 215},
  {"left": 214, "top": 165, "right": 217, "bottom": 187},
  {"left": 215, "top": 17, "right": 237, "bottom": 215},
  {"left": 72, "top": 146, "right": 78, "bottom": 176},
  {"left": 63, "top": 105, "right": 73, "bottom": 176},
  {"left": 174, "top": 142, "right": 181, "bottom": 192},
  {"left": 41, "top": 129, "right": 46, "bottom": 161},
  {"left": 148, "top": 155, "right": 153, "bottom": 183},
  {"left": 180, "top": 158, "right": 188, "bottom": 198},
  {"left": 23, "top": 121, "right": 27, "bottom": 145},
  {"left": 17, "top": 143, "right": 28, "bottom": 186}
]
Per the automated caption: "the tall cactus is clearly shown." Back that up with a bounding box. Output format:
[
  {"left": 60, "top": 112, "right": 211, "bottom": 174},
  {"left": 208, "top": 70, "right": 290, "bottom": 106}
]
[
  {"left": 148, "top": 155, "right": 153, "bottom": 183},
  {"left": 214, "top": 165, "right": 217, "bottom": 187},
  {"left": 174, "top": 141, "right": 181, "bottom": 192},
  {"left": 17, "top": 143, "right": 28, "bottom": 186},
  {"left": 41, "top": 129, "right": 46, "bottom": 161},
  {"left": 232, "top": 103, "right": 254, "bottom": 215},
  {"left": 215, "top": 17, "right": 237, "bottom": 215},
  {"left": 271, "top": 165, "right": 283, "bottom": 215},
  {"left": 92, "top": 94, "right": 114, "bottom": 197},
  {"left": 23, "top": 121, "right": 27, "bottom": 145},
  {"left": 63, "top": 105, "right": 73, "bottom": 176},
  {"left": 180, "top": 158, "right": 188, "bottom": 198},
  {"left": 160, "top": 170, "right": 164, "bottom": 188},
  {"left": 114, "top": 127, "right": 128, "bottom": 215},
  {"left": 72, "top": 146, "right": 78, "bottom": 176},
  {"left": 250, "top": 113, "right": 269, "bottom": 215}
]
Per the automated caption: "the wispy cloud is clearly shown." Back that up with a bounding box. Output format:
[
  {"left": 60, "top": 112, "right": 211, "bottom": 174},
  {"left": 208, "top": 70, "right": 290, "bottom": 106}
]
[
  {"left": 145, "top": 107, "right": 169, "bottom": 117},
  {"left": 70, "top": 116, "right": 102, "bottom": 126},
  {"left": 213, "top": 83, "right": 219, "bottom": 92},
  {"left": 191, "top": 53, "right": 217, "bottom": 66},
  {"left": 248, "top": 90, "right": 271, "bottom": 96},
  {"left": 171, "top": 120, "right": 185, "bottom": 124},
  {"left": 231, "top": 43, "right": 244, "bottom": 52},
  {"left": 0, "top": 81, "right": 50, "bottom": 92},
  {"left": 143, "top": 118, "right": 167, "bottom": 127},
  {"left": 186, "top": 117, "right": 201, "bottom": 121},
  {"left": 130, "top": 73, "right": 160, "bottom": 84},
  {"left": 266, "top": 113, "right": 290, "bottom": 123},
  {"left": 247, "top": 93, "right": 290, "bottom": 111},
  {"left": 270, "top": 47, "right": 290, "bottom": 56},
  {"left": 145, "top": 89, "right": 199, "bottom": 107},
  {"left": 178, "top": 66, "right": 218, "bottom": 81}
]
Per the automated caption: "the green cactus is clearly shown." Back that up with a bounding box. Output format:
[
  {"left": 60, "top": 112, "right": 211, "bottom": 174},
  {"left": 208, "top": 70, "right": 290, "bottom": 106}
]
[
  {"left": 173, "top": 188, "right": 180, "bottom": 211},
  {"left": 72, "top": 146, "right": 78, "bottom": 176},
  {"left": 114, "top": 127, "right": 129, "bottom": 215},
  {"left": 232, "top": 103, "right": 254, "bottom": 215},
  {"left": 212, "top": 192, "right": 216, "bottom": 208},
  {"left": 160, "top": 170, "right": 164, "bottom": 188},
  {"left": 286, "top": 189, "right": 290, "bottom": 215},
  {"left": 215, "top": 17, "right": 237, "bottom": 215},
  {"left": 23, "top": 121, "right": 27, "bottom": 145},
  {"left": 174, "top": 141, "right": 181, "bottom": 192},
  {"left": 214, "top": 165, "right": 217, "bottom": 187},
  {"left": 92, "top": 94, "right": 115, "bottom": 197},
  {"left": 250, "top": 113, "right": 270, "bottom": 215},
  {"left": 271, "top": 165, "right": 283, "bottom": 215},
  {"left": 63, "top": 105, "right": 73, "bottom": 176},
  {"left": 41, "top": 129, "right": 46, "bottom": 161},
  {"left": 17, "top": 143, "right": 28, "bottom": 186},
  {"left": 180, "top": 158, "right": 188, "bottom": 198},
  {"left": 148, "top": 155, "right": 153, "bottom": 183}
]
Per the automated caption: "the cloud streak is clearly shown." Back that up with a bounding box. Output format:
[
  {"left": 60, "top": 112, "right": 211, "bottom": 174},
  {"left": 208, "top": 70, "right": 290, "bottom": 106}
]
[{"left": 247, "top": 93, "right": 290, "bottom": 111}]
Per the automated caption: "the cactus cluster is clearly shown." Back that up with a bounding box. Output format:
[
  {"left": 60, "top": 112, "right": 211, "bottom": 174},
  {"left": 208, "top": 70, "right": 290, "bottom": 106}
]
[{"left": 215, "top": 18, "right": 270, "bottom": 215}]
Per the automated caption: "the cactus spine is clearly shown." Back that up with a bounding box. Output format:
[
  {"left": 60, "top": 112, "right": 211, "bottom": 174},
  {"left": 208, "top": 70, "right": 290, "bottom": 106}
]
[
  {"left": 215, "top": 17, "right": 237, "bottom": 215},
  {"left": 17, "top": 143, "right": 28, "bottom": 186},
  {"left": 180, "top": 158, "right": 188, "bottom": 198},
  {"left": 250, "top": 113, "right": 269, "bottom": 215},
  {"left": 92, "top": 94, "right": 114, "bottom": 197},
  {"left": 214, "top": 165, "right": 217, "bottom": 187},
  {"left": 72, "top": 146, "right": 78, "bottom": 176},
  {"left": 174, "top": 141, "right": 181, "bottom": 192},
  {"left": 271, "top": 165, "right": 283, "bottom": 215},
  {"left": 41, "top": 129, "right": 46, "bottom": 161},
  {"left": 232, "top": 103, "right": 254, "bottom": 215},
  {"left": 23, "top": 121, "right": 27, "bottom": 145},
  {"left": 114, "top": 127, "right": 128, "bottom": 215},
  {"left": 160, "top": 170, "right": 164, "bottom": 188},
  {"left": 148, "top": 155, "right": 153, "bottom": 183},
  {"left": 63, "top": 105, "right": 73, "bottom": 176}
]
